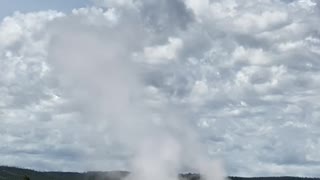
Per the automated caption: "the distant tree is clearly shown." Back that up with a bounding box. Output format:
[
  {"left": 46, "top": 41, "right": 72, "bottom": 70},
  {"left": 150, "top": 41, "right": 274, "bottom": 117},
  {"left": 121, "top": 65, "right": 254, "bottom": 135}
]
[
  {"left": 23, "top": 175, "right": 30, "bottom": 180},
  {"left": 88, "top": 175, "right": 96, "bottom": 180}
]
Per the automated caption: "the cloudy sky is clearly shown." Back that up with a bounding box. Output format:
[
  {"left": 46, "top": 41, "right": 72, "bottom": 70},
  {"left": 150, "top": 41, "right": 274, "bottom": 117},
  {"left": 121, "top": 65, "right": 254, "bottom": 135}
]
[{"left": 1, "top": 0, "right": 320, "bottom": 177}]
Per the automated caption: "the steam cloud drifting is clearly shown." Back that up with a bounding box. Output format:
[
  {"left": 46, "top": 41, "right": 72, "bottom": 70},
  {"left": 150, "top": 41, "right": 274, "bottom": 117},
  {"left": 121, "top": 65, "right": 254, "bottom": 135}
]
[
  {"left": 48, "top": 1, "right": 226, "bottom": 180},
  {"left": 0, "top": 0, "right": 320, "bottom": 177}
]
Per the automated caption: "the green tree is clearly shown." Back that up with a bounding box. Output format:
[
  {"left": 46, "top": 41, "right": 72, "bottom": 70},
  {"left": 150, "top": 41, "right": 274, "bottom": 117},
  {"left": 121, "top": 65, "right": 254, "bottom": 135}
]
[{"left": 23, "top": 175, "right": 30, "bottom": 180}]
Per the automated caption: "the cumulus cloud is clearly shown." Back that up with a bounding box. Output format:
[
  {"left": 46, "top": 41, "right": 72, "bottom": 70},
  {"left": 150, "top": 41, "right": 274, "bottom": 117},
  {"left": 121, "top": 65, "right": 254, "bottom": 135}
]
[
  {"left": 142, "top": 37, "right": 183, "bottom": 64},
  {"left": 0, "top": 0, "right": 320, "bottom": 177}
]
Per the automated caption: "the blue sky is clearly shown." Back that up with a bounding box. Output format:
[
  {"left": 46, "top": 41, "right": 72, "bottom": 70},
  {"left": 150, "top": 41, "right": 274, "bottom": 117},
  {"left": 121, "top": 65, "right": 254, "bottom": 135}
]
[{"left": 0, "top": 0, "right": 91, "bottom": 20}]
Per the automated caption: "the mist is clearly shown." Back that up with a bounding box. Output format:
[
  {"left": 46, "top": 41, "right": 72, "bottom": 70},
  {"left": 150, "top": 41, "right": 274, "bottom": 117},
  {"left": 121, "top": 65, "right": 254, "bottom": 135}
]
[{"left": 46, "top": 2, "right": 227, "bottom": 180}]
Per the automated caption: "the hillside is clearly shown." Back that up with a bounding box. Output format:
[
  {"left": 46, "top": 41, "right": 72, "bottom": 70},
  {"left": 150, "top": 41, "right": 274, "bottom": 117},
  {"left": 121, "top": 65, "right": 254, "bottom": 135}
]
[
  {"left": 0, "top": 166, "right": 128, "bottom": 180},
  {"left": 1, "top": 166, "right": 319, "bottom": 180}
]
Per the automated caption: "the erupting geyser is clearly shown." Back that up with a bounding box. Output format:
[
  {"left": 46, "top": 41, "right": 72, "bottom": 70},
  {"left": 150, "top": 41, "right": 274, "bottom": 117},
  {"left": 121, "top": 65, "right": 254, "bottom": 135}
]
[{"left": 47, "top": 1, "right": 228, "bottom": 179}]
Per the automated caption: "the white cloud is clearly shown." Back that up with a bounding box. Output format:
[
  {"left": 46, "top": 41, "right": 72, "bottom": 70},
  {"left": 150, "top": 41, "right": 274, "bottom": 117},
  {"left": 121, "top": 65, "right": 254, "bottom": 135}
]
[
  {"left": 92, "top": 0, "right": 136, "bottom": 8},
  {"left": 143, "top": 37, "right": 183, "bottom": 64},
  {"left": 0, "top": 11, "right": 64, "bottom": 48},
  {"left": 233, "top": 11, "right": 288, "bottom": 33},
  {"left": 232, "top": 46, "right": 272, "bottom": 65},
  {"left": 72, "top": 7, "right": 119, "bottom": 26}
]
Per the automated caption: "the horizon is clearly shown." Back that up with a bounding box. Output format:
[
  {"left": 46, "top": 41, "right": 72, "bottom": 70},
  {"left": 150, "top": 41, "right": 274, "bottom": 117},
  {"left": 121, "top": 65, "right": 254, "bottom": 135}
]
[{"left": 2, "top": 165, "right": 320, "bottom": 178}]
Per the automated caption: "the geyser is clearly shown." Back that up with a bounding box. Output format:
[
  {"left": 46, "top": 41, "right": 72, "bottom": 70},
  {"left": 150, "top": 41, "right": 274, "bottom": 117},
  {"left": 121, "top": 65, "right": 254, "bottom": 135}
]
[{"left": 47, "top": 1, "right": 228, "bottom": 180}]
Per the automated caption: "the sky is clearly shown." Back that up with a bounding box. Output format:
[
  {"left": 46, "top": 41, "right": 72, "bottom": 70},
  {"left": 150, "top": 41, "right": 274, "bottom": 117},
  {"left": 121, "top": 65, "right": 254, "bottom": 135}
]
[
  {"left": 0, "top": 0, "right": 90, "bottom": 20},
  {"left": 1, "top": 0, "right": 320, "bottom": 177}
]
